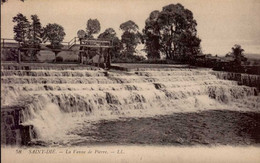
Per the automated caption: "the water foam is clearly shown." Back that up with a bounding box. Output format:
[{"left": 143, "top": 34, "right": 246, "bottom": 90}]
[{"left": 1, "top": 66, "right": 260, "bottom": 144}]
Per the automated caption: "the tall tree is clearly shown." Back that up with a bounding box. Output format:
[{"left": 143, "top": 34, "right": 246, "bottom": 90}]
[
  {"left": 28, "top": 15, "right": 43, "bottom": 60},
  {"left": 28, "top": 15, "right": 43, "bottom": 47},
  {"left": 177, "top": 32, "right": 201, "bottom": 62},
  {"left": 120, "top": 20, "right": 141, "bottom": 57},
  {"left": 43, "top": 23, "right": 66, "bottom": 62},
  {"left": 13, "top": 13, "right": 30, "bottom": 45},
  {"left": 144, "top": 3, "right": 201, "bottom": 61},
  {"left": 231, "top": 44, "right": 247, "bottom": 65},
  {"left": 143, "top": 10, "right": 161, "bottom": 59},
  {"left": 13, "top": 13, "right": 30, "bottom": 59},
  {"left": 98, "top": 28, "right": 121, "bottom": 58},
  {"left": 86, "top": 19, "right": 101, "bottom": 38}
]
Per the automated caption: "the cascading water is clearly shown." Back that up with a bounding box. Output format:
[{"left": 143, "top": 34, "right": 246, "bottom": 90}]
[{"left": 1, "top": 65, "right": 260, "bottom": 145}]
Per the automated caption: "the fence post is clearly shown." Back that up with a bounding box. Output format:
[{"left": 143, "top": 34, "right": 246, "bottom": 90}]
[
  {"left": 18, "top": 42, "right": 21, "bottom": 63},
  {"left": 86, "top": 48, "right": 90, "bottom": 65},
  {"left": 18, "top": 51, "right": 21, "bottom": 63},
  {"left": 78, "top": 39, "right": 82, "bottom": 64},
  {"left": 107, "top": 48, "right": 111, "bottom": 68}
]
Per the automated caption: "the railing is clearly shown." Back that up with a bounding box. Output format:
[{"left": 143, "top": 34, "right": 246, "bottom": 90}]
[
  {"left": 1, "top": 38, "right": 20, "bottom": 48},
  {"left": 1, "top": 38, "right": 113, "bottom": 50},
  {"left": 1, "top": 37, "right": 114, "bottom": 66},
  {"left": 68, "top": 37, "right": 78, "bottom": 49},
  {"left": 80, "top": 39, "right": 113, "bottom": 48},
  {"left": 67, "top": 38, "right": 114, "bottom": 49},
  {"left": 1, "top": 38, "right": 76, "bottom": 49}
]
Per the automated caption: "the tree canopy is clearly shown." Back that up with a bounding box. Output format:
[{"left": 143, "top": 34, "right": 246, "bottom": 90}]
[
  {"left": 143, "top": 10, "right": 161, "bottom": 59},
  {"left": 98, "top": 28, "right": 121, "bottom": 58},
  {"left": 43, "top": 23, "right": 66, "bottom": 61},
  {"left": 43, "top": 23, "right": 66, "bottom": 48},
  {"left": 28, "top": 15, "right": 43, "bottom": 47},
  {"left": 98, "top": 28, "right": 116, "bottom": 40},
  {"left": 86, "top": 19, "right": 101, "bottom": 38},
  {"left": 12, "top": 13, "right": 45, "bottom": 60},
  {"left": 231, "top": 44, "right": 247, "bottom": 65},
  {"left": 13, "top": 13, "right": 30, "bottom": 44},
  {"left": 120, "top": 20, "right": 141, "bottom": 57},
  {"left": 143, "top": 3, "right": 201, "bottom": 61},
  {"left": 120, "top": 20, "right": 139, "bottom": 33},
  {"left": 28, "top": 15, "right": 43, "bottom": 60},
  {"left": 9, "top": 3, "right": 204, "bottom": 64}
]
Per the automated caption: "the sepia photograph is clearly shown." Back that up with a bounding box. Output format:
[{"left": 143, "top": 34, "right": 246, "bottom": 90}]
[{"left": 1, "top": 0, "right": 260, "bottom": 162}]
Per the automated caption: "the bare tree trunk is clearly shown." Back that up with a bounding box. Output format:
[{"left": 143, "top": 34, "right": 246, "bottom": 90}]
[
  {"left": 18, "top": 50, "right": 21, "bottom": 63},
  {"left": 86, "top": 48, "right": 90, "bottom": 65},
  {"left": 54, "top": 52, "right": 58, "bottom": 63}
]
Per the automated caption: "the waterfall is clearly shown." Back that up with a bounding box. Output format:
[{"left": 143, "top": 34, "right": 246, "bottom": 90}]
[{"left": 1, "top": 66, "right": 260, "bottom": 144}]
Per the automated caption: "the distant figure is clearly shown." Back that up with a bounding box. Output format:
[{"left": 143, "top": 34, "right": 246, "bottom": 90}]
[{"left": 99, "top": 54, "right": 105, "bottom": 68}]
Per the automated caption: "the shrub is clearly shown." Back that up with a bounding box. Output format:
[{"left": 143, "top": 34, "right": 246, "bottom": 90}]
[
  {"left": 1, "top": 48, "right": 18, "bottom": 61},
  {"left": 140, "top": 59, "right": 181, "bottom": 64},
  {"left": 112, "top": 55, "right": 146, "bottom": 63},
  {"left": 55, "top": 56, "right": 63, "bottom": 62}
]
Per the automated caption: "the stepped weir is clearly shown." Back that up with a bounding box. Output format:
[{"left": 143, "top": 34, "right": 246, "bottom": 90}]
[{"left": 1, "top": 63, "right": 260, "bottom": 146}]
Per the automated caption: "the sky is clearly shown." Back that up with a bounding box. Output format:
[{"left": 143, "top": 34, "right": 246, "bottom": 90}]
[{"left": 1, "top": 0, "right": 260, "bottom": 55}]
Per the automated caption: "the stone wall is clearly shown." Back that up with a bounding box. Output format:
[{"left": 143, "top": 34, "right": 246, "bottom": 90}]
[
  {"left": 211, "top": 71, "right": 260, "bottom": 91},
  {"left": 1, "top": 106, "right": 36, "bottom": 146}
]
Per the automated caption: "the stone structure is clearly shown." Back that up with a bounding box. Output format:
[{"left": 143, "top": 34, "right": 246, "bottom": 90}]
[{"left": 1, "top": 106, "right": 36, "bottom": 145}]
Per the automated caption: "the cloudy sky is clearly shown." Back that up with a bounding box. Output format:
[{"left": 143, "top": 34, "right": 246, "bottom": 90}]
[{"left": 1, "top": 0, "right": 260, "bottom": 55}]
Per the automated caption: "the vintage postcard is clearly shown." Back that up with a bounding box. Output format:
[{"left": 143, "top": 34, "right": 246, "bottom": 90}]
[{"left": 1, "top": 0, "right": 260, "bottom": 162}]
